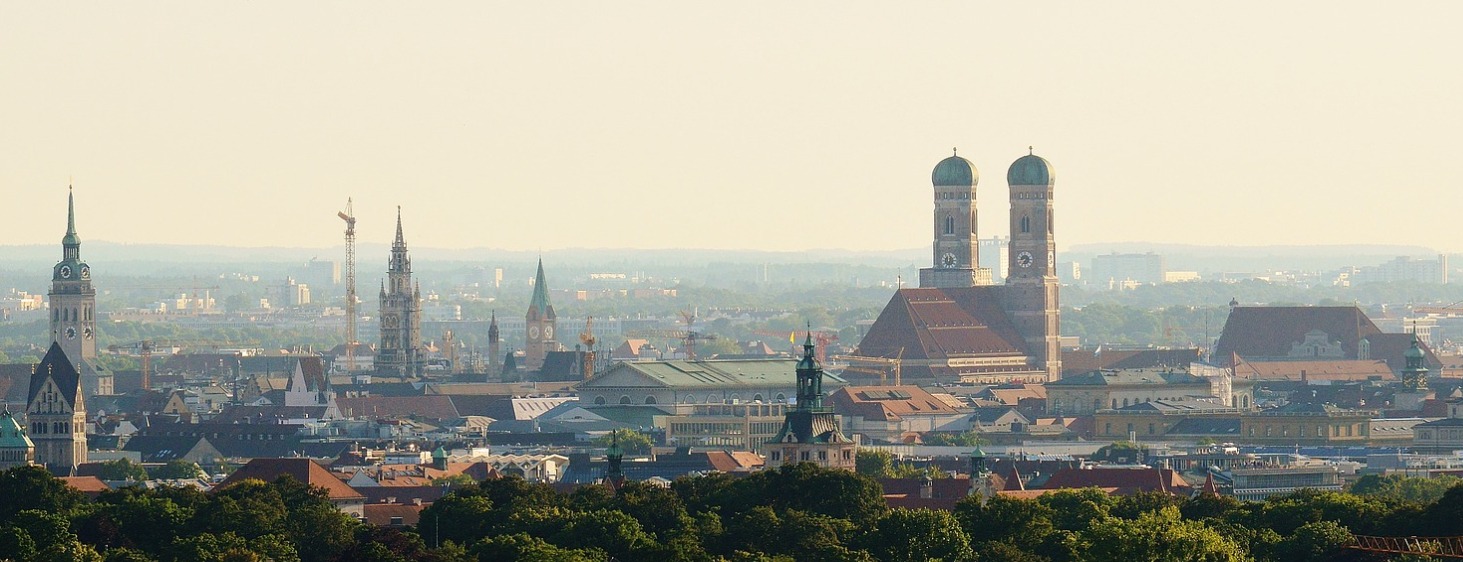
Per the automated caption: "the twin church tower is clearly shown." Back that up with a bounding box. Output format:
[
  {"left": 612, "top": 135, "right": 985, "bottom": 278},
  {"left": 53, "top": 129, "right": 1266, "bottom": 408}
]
[{"left": 854, "top": 149, "right": 1062, "bottom": 383}]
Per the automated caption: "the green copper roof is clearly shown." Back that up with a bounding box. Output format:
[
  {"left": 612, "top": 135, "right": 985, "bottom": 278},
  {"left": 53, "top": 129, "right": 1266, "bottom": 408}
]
[
  {"left": 1007, "top": 152, "right": 1055, "bottom": 186},
  {"left": 62, "top": 188, "right": 81, "bottom": 247},
  {"left": 528, "top": 259, "right": 553, "bottom": 318},
  {"left": 932, "top": 150, "right": 977, "bottom": 187},
  {"left": 0, "top": 406, "right": 33, "bottom": 450},
  {"left": 432, "top": 446, "right": 447, "bottom": 459}
]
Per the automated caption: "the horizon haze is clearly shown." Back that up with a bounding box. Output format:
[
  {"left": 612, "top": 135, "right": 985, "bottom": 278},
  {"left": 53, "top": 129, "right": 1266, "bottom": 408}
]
[{"left": 3, "top": 3, "right": 1460, "bottom": 252}]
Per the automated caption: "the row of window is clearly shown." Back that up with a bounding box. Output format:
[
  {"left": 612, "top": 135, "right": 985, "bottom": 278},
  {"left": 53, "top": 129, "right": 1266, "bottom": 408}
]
[
  {"left": 768, "top": 449, "right": 852, "bottom": 462},
  {"left": 54, "top": 306, "right": 93, "bottom": 322},
  {"left": 29, "top": 421, "right": 82, "bottom": 435}
]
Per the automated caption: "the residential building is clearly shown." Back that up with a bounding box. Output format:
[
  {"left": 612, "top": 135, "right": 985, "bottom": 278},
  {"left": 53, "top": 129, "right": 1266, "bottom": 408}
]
[{"left": 827, "top": 385, "right": 968, "bottom": 443}]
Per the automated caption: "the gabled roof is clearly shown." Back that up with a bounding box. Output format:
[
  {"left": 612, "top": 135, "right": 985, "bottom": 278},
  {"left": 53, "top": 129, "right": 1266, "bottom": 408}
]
[
  {"left": 1049, "top": 368, "right": 1207, "bottom": 387},
  {"left": 1213, "top": 305, "right": 1403, "bottom": 366},
  {"left": 363, "top": 503, "right": 426, "bottom": 526},
  {"left": 1111, "top": 399, "right": 1232, "bottom": 414},
  {"left": 855, "top": 287, "right": 1030, "bottom": 367},
  {"left": 30, "top": 343, "right": 84, "bottom": 408},
  {"left": 337, "top": 396, "right": 459, "bottom": 421},
  {"left": 827, "top": 386, "right": 964, "bottom": 422},
  {"left": 580, "top": 359, "right": 834, "bottom": 390},
  {"left": 1233, "top": 358, "right": 1394, "bottom": 382},
  {"left": 1040, "top": 466, "right": 1190, "bottom": 495},
  {"left": 526, "top": 259, "right": 555, "bottom": 321},
  {"left": 217, "top": 458, "right": 364, "bottom": 501},
  {"left": 1062, "top": 348, "right": 1203, "bottom": 376}
]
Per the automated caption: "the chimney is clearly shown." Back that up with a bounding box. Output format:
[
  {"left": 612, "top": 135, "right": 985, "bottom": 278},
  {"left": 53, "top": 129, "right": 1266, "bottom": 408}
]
[{"left": 412, "top": 498, "right": 423, "bottom": 506}]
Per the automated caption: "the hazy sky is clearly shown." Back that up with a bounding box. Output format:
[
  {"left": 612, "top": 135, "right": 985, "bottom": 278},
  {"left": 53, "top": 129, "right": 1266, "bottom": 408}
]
[{"left": 3, "top": 3, "right": 1460, "bottom": 253}]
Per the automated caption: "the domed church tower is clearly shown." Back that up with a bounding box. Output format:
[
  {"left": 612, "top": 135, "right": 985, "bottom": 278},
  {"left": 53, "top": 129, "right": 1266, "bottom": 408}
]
[
  {"left": 1001, "top": 150, "right": 1062, "bottom": 380},
  {"left": 920, "top": 149, "right": 992, "bottom": 288}
]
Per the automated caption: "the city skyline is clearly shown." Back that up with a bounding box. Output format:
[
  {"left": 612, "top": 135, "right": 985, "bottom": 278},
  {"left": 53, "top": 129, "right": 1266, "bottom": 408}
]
[{"left": 3, "top": 3, "right": 1460, "bottom": 253}]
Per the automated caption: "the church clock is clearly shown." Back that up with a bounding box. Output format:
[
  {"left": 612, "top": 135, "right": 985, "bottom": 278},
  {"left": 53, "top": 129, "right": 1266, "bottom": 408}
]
[
  {"left": 941, "top": 253, "right": 957, "bottom": 268},
  {"left": 529, "top": 326, "right": 540, "bottom": 339},
  {"left": 59, "top": 265, "right": 72, "bottom": 279},
  {"left": 544, "top": 326, "right": 554, "bottom": 339},
  {"left": 1017, "top": 251, "right": 1034, "bottom": 268}
]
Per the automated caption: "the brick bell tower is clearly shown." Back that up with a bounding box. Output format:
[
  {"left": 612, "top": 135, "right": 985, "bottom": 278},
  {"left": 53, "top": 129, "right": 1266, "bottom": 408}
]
[{"left": 1002, "top": 149, "right": 1062, "bottom": 381}]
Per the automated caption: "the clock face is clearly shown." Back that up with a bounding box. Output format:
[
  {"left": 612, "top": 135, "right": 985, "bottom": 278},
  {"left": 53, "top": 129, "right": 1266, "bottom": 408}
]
[
  {"left": 529, "top": 326, "right": 540, "bottom": 339},
  {"left": 941, "top": 253, "right": 957, "bottom": 268},
  {"left": 65, "top": 327, "right": 77, "bottom": 340},
  {"left": 544, "top": 326, "right": 554, "bottom": 339},
  {"left": 59, "top": 265, "right": 72, "bottom": 279},
  {"left": 80, "top": 266, "right": 90, "bottom": 280},
  {"left": 1048, "top": 250, "right": 1056, "bottom": 268},
  {"left": 1017, "top": 251, "right": 1034, "bottom": 268},
  {"left": 83, "top": 327, "right": 93, "bottom": 340}
]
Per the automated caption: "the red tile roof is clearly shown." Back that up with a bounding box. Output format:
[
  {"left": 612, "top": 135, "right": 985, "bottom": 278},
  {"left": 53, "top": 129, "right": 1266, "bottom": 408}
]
[
  {"left": 854, "top": 287, "right": 1031, "bottom": 379},
  {"left": 1213, "top": 306, "right": 1440, "bottom": 370},
  {"left": 1039, "top": 466, "right": 1190, "bottom": 496},
  {"left": 363, "top": 503, "right": 426, "bottom": 527},
  {"left": 337, "top": 396, "right": 460, "bottom": 421},
  {"left": 1233, "top": 358, "right": 1395, "bottom": 382},
  {"left": 827, "top": 386, "right": 964, "bottom": 422},
  {"left": 216, "top": 458, "right": 365, "bottom": 501}
]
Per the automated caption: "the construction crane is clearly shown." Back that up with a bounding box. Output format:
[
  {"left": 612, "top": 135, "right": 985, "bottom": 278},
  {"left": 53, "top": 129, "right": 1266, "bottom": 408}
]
[
  {"left": 338, "top": 198, "right": 358, "bottom": 372},
  {"left": 580, "top": 316, "right": 596, "bottom": 379}
]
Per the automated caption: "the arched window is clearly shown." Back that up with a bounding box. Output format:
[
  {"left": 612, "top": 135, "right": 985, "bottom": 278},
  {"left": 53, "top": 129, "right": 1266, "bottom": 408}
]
[
  {"left": 644, "top": 396, "right": 657, "bottom": 405},
  {"left": 683, "top": 395, "right": 696, "bottom": 404},
  {"left": 775, "top": 393, "right": 786, "bottom": 403},
  {"left": 619, "top": 395, "right": 632, "bottom": 405},
  {"left": 1048, "top": 210, "right": 1053, "bottom": 233},
  {"left": 753, "top": 394, "right": 764, "bottom": 403},
  {"left": 594, "top": 396, "right": 606, "bottom": 405},
  {"left": 1020, "top": 216, "right": 1031, "bottom": 233},
  {"left": 729, "top": 393, "right": 740, "bottom": 403},
  {"left": 944, "top": 215, "right": 954, "bottom": 236}
]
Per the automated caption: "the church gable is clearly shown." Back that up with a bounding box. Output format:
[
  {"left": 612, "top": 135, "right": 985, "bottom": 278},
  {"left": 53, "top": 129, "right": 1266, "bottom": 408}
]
[{"left": 28, "top": 343, "right": 83, "bottom": 409}]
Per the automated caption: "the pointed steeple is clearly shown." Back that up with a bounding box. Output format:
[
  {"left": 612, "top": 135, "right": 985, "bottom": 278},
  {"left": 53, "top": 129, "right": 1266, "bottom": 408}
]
[
  {"left": 488, "top": 311, "right": 500, "bottom": 340},
  {"left": 393, "top": 206, "right": 405, "bottom": 247},
  {"left": 62, "top": 187, "right": 81, "bottom": 259},
  {"left": 528, "top": 259, "right": 554, "bottom": 320}
]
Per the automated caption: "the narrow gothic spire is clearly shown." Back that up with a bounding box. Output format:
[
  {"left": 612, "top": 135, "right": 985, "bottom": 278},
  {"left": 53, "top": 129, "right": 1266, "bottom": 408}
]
[
  {"left": 529, "top": 259, "right": 553, "bottom": 317},
  {"left": 394, "top": 206, "right": 405, "bottom": 247}
]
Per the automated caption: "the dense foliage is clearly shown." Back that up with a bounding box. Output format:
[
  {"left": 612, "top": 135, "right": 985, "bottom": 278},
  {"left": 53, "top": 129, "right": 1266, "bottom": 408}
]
[{"left": 4, "top": 462, "right": 1463, "bottom": 561}]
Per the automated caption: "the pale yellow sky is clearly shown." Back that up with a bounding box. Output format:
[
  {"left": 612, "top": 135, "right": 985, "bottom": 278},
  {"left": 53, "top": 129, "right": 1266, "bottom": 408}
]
[{"left": 2, "top": 2, "right": 1460, "bottom": 252}]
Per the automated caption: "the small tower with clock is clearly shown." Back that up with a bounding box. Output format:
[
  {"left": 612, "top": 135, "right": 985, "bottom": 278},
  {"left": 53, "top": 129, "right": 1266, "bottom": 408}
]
[
  {"left": 376, "top": 208, "right": 423, "bottom": 377},
  {"left": 920, "top": 149, "right": 992, "bottom": 288},
  {"left": 524, "top": 259, "right": 560, "bottom": 371},
  {"left": 1002, "top": 149, "right": 1062, "bottom": 380},
  {"left": 48, "top": 188, "right": 106, "bottom": 394}
]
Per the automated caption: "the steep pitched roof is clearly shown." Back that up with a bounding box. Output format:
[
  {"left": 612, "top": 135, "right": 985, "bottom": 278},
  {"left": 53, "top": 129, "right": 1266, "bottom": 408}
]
[
  {"left": 526, "top": 259, "right": 555, "bottom": 321},
  {"left": 29, "top": 343, "right": 83, "bottom": 408},
  {"left": 1213, "top": 306, "right": 1380, "bottom": 365},
  {"left": 854, "top": 287, "right": 1030, "bottom": 377},
  {"left": 217, "top": 458, "right": 364, "bottom": 501}
]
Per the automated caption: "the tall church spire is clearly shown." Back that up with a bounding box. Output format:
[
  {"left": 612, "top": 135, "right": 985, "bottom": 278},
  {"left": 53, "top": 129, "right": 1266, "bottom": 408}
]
[
  {"left": 394, "top": 206, "right": 405, "bottom": 247},
  {"left": 62, "top": 186, "right": 81, "bottom": 260},
  {"left": 529, "top": 259, "right": 553, "bottom": 319}
]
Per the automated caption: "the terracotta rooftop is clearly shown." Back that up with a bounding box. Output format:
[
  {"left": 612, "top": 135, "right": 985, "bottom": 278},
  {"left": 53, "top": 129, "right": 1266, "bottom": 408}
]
[
  {"left": 216, "top": 458, "right": 365, "bottom": 501},
  {"left": 854, "top": 287, "right": 1031, "bottom": 379}
]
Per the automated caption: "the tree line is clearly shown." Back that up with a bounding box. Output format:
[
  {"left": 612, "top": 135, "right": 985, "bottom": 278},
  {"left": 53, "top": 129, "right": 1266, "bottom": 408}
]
[{"left": 4, "top": 462, "right": 1463, "bottom": 561}]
